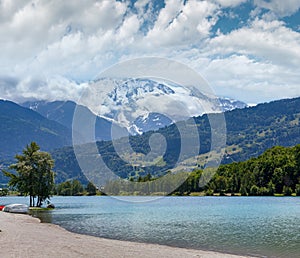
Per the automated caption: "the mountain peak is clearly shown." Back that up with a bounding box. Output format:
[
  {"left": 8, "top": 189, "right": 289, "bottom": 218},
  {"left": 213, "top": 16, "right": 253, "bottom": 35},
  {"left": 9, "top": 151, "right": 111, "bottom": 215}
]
[
  {"left": 21, "top": 78, "right": 247, "bottom": 136},
  {"left": 88, "top": 77, "right": 247, "bottom": 134}
]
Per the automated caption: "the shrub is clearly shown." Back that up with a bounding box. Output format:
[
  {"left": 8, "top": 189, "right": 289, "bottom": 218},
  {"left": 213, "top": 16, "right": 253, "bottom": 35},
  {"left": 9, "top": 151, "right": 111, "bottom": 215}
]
[
  {"left": 205, "top": 189, "right": 214, "bottom": 196},
  {"left": 267, "top": 181, "right": 275, "bottom": 196},
  {"left": 0, "top": 188, "right": 8, "bottom": 196},
  {"left": 295, "top": 184, "right": 300, "bottom": 196},
  {"left": 283, "top": 186, "right": 293, "bottom": 196},
  {"left": 240, "top": 185, "right": 248, "bottom": 196},
  {"left": 249, "top": 185, "right": 259, "bottom": 196},
  {"left": 259, "top": 187, "right": 269, "bottom": 196}
]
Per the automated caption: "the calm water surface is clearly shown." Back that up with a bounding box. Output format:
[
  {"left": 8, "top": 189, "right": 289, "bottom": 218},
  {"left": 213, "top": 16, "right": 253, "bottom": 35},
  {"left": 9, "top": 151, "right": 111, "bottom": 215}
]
[{"left": 2, "top": 196, "right": 300, "bottom": 257}]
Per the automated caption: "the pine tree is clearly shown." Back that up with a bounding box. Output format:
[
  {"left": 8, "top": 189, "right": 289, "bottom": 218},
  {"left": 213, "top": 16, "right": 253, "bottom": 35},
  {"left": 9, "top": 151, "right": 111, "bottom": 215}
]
[{"left": 3, "top": 142, "right": 55, "bottom": 207}]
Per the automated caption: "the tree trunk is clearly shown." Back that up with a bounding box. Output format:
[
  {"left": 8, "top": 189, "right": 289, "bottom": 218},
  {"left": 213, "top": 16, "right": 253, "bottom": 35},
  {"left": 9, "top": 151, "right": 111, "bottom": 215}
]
[{"left": 37, "top": 196, "right": 42, "bottom": 207}]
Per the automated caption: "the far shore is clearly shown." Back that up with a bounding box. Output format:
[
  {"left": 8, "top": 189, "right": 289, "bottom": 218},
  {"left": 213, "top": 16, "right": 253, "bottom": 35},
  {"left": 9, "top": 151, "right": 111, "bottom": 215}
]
[
  {"left": 1, "top": 191, "right": 298, "bottom": 197},
  {"left": 0, "top": 211, "right": 255, "bottom": 258}
]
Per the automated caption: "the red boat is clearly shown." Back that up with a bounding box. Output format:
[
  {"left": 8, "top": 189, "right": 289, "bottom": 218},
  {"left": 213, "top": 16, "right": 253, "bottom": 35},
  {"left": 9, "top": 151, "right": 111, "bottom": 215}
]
[{"left": 0, "top": 205, "right": 5, "bottom": 211}]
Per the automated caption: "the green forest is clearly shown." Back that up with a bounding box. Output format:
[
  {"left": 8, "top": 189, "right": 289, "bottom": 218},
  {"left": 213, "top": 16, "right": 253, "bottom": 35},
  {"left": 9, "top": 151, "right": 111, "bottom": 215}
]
[
  {"left": 103, "top": 144, "right": 300, "bottom": 196},
  {"left": 2, "top": 97, "right": 300, "bottom": 185},
  {"left": 1, "top": 97, "right": 300, "bottom": 197},
  {"left": 45, "top": 97, "right": 300, "bottom": 184},
  {"left": 2, "top": 144, "right": 300, "bottom": 197},
  {"left": 205, "top": 145, "right": 300, "bottom": 196}
]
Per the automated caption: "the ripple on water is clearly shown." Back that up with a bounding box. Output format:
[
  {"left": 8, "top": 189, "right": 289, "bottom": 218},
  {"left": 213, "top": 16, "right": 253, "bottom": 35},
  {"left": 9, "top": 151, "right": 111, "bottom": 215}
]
[{"left": 5, "top": 196, "right": 300, "bottom": 258}]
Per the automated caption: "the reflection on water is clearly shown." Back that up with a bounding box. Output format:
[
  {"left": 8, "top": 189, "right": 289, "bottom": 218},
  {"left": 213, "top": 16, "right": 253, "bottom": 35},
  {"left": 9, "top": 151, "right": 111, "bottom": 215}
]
[
  {"left": 3, "top": 196, "right": 300, "bottom": 258},
  {"left": 29, "top": 210, "right": 53, "bottom": 223}
]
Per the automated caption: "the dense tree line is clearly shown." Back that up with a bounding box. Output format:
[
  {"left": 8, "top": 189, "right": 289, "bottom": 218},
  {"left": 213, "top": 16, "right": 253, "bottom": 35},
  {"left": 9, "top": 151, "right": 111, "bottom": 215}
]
[
  {"left": 176, "top": 145, "right": 300, "bottom": 196},
  {"left": 205, "top": 145, "right": 300, "bottom": 196},
  {"left": 3, "top": 143, "right": 300, "bottom": 197},
  {"left": 103, "top": 145, "right": 300, "bottom": 196},
  {"left": 55, "top": 180, "right": 98, "bottom": 196}
]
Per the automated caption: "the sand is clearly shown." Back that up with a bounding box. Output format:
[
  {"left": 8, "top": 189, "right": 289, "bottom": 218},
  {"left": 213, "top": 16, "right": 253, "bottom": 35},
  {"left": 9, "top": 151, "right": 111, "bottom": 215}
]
[{"left": 0, "top": 211, "right": 255, "bottom": 258}]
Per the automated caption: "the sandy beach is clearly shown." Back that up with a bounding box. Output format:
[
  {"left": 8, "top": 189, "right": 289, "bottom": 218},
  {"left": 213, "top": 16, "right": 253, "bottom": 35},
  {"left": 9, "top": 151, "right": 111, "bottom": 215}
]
[{"left": 0, "top": 211, "right": 255, "bottom": 258}]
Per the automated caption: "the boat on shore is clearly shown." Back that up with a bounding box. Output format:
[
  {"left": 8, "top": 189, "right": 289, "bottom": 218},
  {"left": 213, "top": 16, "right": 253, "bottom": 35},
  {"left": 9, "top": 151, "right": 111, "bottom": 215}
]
[
  {"left": 0, "top": 205, "right": 5, "bottom": 211},
  {"left": 2, "top": 204, "right": 29, "bottom": 214}
]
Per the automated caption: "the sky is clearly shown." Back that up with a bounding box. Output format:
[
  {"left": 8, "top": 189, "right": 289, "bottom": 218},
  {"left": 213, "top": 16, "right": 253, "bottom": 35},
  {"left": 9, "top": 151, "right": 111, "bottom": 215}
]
[{"left": 0, "top": 0, "right": 300, "bottom": 104}]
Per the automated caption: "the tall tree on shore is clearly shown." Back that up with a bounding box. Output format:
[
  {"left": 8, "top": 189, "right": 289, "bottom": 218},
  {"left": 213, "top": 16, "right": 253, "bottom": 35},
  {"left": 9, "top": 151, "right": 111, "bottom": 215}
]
[
  {"left": 86, "top": 181, "right": 97, "bottom": 195},
  {"left": 2, "top": 142, "right": 55, "bottom": 207}
]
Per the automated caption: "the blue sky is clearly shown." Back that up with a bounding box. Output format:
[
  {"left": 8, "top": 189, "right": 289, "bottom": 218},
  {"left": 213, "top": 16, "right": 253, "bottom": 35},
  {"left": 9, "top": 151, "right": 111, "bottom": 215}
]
[{"left": 0, "top": 0, "right": 300, "bottom": 104}]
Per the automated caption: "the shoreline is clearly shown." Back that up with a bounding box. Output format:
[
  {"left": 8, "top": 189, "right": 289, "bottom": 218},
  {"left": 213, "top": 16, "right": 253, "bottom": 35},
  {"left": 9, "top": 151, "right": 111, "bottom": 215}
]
[{"left": 0, "top": 211, "right": 255, "bottom": 258}]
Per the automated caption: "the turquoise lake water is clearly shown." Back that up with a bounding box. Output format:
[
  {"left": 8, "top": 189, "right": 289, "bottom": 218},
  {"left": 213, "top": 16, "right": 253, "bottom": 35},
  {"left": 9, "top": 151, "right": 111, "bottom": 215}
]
[{"left": 2, "top": 196, "right": 300, "bottom": 257}]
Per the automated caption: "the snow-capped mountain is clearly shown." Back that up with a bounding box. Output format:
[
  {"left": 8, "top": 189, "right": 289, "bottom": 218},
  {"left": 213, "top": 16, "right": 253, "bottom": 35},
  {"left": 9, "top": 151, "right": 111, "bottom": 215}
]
[
  {"left": 83, "top": 78, "right": 247, "bottom": 134},
  {"left": 130, "top": 98, "right": 247, "bottom": 134},
  {"left": 21, "top": 78, "right": 247, "bottom": 136},
  {"left": 218, "top": 98, "right": 248, "bottom": 112},
  {"left": 131, "top": 112, "right": 173, "bottom": 134}
]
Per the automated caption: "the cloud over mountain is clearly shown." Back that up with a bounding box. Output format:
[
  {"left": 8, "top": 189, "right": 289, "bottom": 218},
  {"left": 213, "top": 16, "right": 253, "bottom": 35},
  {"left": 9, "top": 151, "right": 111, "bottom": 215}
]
[{"left": 0, "top": 0, "right": 299, "bottom": 104}]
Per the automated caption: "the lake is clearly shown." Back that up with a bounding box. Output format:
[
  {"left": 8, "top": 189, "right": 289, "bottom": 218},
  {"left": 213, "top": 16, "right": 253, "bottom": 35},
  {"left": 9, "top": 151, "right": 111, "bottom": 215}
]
[{"left": 1, "top": 196, "right": 300, "bottom": 257}]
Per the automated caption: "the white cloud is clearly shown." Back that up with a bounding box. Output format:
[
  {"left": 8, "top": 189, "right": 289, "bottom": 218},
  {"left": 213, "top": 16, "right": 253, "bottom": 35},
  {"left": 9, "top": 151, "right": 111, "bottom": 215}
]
[
  {"left": 0, "top": 74, "right": 87, "bottom": 102},
  {"left": 201, "top": 17, "right": 300, "bottom": 102},
  {"left": 145, "top": 0, "right": 219, "bottom": 46},
  {"left": 254, "top": 0, "right": 300, "bottom": 17},
  {"left": 208, "top": 18, "right": 300, "bottom": 68},
  {"left": 0, "top": 0, "right": 129, "bottom": 74},
  {"left": 117, "top": 15, "right": 140, "bottom": 42},
  {"left": 213, "top": 0, "right": 248, "bottom": 8},
  {"left": 0, "top": 0, "right": 29, "bottom": 23},
  {"left": 201, "top": 54, "right": 300, "bottom": 103},
  {"left": 0, "top": 0, "right": 299, "bottom": 104}
]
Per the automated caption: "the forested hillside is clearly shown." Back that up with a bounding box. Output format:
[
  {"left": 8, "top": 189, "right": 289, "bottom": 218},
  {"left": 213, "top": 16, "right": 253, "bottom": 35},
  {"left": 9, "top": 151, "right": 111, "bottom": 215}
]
[
  {"left": 0, "top": 100, "right": 71, "bottom": 159},
  {"left": 49, "top": 97, "right": 300, "bottom": 184},
  {"left": 223, "top": 97, "right": 300, "bottom": 162},
  {"left": 174, "top": 145, "right": 300, "bottom": 196},
  {"left": 95, "top": 144, "right": 300, "bottom": 196},
  {"left": 1, "top": 97, "right": 300, "bottom": 185},
  {"left": 21, "top": 100, "right": 127, "bottom": 141}
]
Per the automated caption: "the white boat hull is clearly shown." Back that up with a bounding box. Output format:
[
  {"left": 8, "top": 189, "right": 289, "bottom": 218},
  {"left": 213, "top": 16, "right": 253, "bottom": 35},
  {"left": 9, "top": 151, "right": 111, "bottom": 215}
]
[{"left": 2, "top": 204, "right": 29, "bottom": 214}]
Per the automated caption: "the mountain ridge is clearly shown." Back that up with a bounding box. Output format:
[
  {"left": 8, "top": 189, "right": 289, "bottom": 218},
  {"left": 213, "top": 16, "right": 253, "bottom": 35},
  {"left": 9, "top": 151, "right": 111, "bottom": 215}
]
[
  {"left": 2, "top": 96, "right": 299, "bottom": 185},
  {"left": 21, "top": 100, "right": 128, "bottom": 142},
  {"left": 89, "top": 78, "right": 248, "bottom": 134},
  {"left": 0, "top": 99, "right": 72, "bottom": 159},
  {"left": 49, "top": 96, "right": 300, "bottom": 184},
  {"left": 21, "top": 78, "right": 247, "bottom": 135}
]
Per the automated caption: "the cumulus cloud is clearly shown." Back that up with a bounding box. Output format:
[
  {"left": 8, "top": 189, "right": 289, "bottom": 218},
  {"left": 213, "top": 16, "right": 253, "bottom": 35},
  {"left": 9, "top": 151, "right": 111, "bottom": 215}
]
[
  {"left": 0, "top": 0, "right": 299, "bottom": 104},
  {"left": 0, "top": 74, "right": 87, "bottom": 102},
  {"left": 145, "top": 0, "right": 219, "bottom": 46},
  {"left": 254, "top": 0, "right": 300, "bottom": 17},
  {"left": 202, "top": 54, "right": 300, "bottom": 103},
  {"left": 0, "top": 0, "right": 129, "bottom": 75},
  {"left": 201, "top": 16, "right": 300, "bottom": 102},
  {"left": 213, "top": 0, "right": 248, "bottom": 8},
  {"left": 208, "top": 18, "right": 300, "bottom": 67}
]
